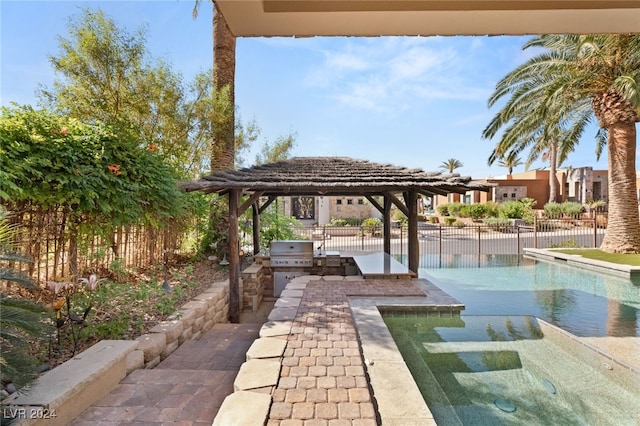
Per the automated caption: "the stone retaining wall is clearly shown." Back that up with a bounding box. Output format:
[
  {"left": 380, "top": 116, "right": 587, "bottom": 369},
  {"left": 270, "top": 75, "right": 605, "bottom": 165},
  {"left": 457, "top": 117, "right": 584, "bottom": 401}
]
[{"left": 130, "top": 280, "right": 230, "bottom": 370}]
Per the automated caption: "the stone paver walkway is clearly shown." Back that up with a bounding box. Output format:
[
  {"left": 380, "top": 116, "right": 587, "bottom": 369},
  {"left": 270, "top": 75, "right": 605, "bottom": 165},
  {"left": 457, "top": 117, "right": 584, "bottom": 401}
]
[
  {"left": 266, "top": 276, "right": 424, "bottom": 425},
  {"left": 71, "top": 323, "right": 260, "bottom": 425}
]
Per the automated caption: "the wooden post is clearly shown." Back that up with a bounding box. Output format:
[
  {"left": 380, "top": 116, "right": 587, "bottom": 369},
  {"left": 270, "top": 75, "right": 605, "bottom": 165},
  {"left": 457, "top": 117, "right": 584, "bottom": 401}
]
[
  {"left": 406, "top": 191, "right": 419, "bottom": 274},
  {"left": 228, "top": 189, "right": 241, "bottom": 323},
  {"left": 383, "top": 197, "right": 391, "bottom": 255},
  {"left": 252, "top": 203, "right": 260, "bottom": 254}
]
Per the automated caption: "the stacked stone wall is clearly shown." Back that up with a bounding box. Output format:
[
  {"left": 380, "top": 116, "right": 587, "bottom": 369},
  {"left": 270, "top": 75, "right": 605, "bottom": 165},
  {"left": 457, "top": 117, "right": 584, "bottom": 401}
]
[{"left": 130, "top": 280, "right": 230, "bottom": 370}]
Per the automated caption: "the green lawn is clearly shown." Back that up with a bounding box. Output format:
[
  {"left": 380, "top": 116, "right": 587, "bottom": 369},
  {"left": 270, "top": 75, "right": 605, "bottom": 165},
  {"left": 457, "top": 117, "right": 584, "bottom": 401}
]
[{"left": 552, "top": 249, "right": 640, "bottom": 266}]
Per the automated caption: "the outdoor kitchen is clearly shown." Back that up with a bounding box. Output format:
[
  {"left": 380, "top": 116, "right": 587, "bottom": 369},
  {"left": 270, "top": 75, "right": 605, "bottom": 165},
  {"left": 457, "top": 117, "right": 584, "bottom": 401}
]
[{"left": 238, "top": 239, "right": 415, "bottom": 313}]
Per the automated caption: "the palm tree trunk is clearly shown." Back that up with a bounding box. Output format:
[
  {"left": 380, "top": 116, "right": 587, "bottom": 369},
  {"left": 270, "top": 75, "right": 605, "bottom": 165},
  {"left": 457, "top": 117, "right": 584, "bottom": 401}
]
[
  {"left": 211, "top": 2, "right": 236, "bottom": 172},
  {"left": 600, "top": 120, "right": 640, "bottom": 252},
  {"left": 548, "top": 139, "right": 559, "bottom": 203}
]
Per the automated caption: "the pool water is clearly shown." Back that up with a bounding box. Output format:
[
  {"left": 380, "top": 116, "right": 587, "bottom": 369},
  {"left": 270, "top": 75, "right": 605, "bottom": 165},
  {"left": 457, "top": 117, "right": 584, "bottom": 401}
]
[
  {"left": 384, "top": 314, "right": 640, "bottom": 426},
  {"left": 419, "top": 254, "right": 640, "bottom": 337}
]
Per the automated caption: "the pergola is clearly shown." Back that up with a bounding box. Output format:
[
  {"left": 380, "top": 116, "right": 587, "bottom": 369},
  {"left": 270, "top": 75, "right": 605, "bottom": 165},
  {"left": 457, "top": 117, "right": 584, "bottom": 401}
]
[{"left": 183, "top": 156, "right": 489, "bottom": 322}]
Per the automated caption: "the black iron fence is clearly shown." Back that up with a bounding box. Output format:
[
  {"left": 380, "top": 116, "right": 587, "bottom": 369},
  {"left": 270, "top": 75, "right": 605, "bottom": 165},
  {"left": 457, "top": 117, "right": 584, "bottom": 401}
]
[{"left": 286, "top": 216, "right": 605, "bottom": 259}]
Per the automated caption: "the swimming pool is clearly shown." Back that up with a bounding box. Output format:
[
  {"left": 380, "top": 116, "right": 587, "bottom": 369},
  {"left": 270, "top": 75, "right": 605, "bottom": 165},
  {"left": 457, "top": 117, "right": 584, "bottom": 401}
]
[
  {"left": 383, "top": 313, "right": 640, "bottom": 425},
  {"left": 419, "top": 254, "right": 640, "bottom": 337}
]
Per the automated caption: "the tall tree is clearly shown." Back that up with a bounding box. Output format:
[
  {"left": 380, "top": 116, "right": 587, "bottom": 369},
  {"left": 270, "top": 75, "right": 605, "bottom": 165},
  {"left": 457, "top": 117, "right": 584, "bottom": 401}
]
[
  {"left": 484, "top": 34, "right": 640, "bottom": 253},
  {"left": 255, "top": 133, "right": 298, "bottom": 166},
  {"left": 439, "top": 158, "right": 463, "bottom": 173},
  {"left": 41, "top": 8, "right": 220, "bottom": 178}
]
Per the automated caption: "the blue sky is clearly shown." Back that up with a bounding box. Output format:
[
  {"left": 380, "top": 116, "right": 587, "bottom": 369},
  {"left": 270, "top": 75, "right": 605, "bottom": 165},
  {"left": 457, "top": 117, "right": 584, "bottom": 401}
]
[{"left": 1, "top": 0, "right": 614, "bottom": 178}]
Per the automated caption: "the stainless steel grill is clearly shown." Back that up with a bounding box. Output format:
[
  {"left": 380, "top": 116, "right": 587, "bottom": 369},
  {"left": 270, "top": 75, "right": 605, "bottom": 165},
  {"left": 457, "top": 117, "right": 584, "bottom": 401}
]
[
  {"left": 270, "top": 240, "right": 314, "bottom": 297},
  {"left": 269, "top": 240, "right": 314, "bottom": 267}
]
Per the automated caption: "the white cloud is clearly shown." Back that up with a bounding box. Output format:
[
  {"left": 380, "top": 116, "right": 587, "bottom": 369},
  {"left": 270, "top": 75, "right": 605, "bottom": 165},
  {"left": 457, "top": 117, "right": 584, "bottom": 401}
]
[{"left": 302, "top": 37, "right": 489, "bottom": 113}]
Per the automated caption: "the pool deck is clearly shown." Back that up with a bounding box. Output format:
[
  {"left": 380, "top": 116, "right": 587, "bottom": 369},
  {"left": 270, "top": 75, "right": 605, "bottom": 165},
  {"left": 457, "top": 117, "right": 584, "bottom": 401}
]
[{"left": 70, "top": 252, "right": 639, "bottom": 425}]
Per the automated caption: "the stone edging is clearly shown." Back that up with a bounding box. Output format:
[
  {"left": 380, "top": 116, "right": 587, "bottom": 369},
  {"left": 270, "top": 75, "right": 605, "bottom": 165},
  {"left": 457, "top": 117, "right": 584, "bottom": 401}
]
[{"left": 128, "top": 279, "right": 230, "bottom": 371}]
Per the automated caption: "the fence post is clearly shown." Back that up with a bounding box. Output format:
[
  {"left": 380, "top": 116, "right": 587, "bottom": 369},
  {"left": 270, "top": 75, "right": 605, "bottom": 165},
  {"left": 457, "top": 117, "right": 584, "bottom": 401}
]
[
  {"left": 361, "top": 225, "right": 364, "bottom": 250},
  {"left": 517, "top": 225, "right": 521, "bottom": 253},
  {"left": 477, "top": 225, "right": 481, "bottom": 255},
  {"left": 593, "top": 213, "right": 598, "bottom": 248},
  {"left": 533, "top": 216, "right": 538, "bottom": 249},
  {"left": 439, "top": 225, "right": 442, "bottom": 256}
]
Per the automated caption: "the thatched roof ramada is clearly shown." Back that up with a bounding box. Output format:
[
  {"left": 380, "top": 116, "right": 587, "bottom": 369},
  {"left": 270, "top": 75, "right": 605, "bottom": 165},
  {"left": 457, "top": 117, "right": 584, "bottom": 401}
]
[
  {"left": 183, "top": 157, "right": 490, "bottom": 323},
  {"left": 182, "top": 156, "right": 489, "bottom": 196}
]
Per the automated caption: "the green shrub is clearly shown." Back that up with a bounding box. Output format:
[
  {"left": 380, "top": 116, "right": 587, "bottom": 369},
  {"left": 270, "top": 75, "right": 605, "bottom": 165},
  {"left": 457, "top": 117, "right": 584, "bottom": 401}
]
[
  {"left": 444, "top": 217, "right": 457, "bottom": 226},
  {"left": 483, "top": 217, "right": 511, "bottom": 232},
  {"left": 393, "top": 209, "right": 408, "bottom": 225},
  {"left": 561, "top": 202, "right": 584, "bottom": 217},
  {"left": 362, "top": 217, "right": 382, "bottom": 235},
  {"left": 484, "top": 201, "right": 499, "bottom": 218},
  {"left": 550, "top": 238, "right": 580, "bottom": 248},
  {"left": 453, "top": 220, "right": 465, "bottom": 228},
  {"left": 498, "top": 201, "right": 527, "bottom": 219},
  {"left": 428, "top": 216, "right": 439, "bottom": 224},
  {"left": 543, "top": 202, "right": 563, "bottom": 219},
  {"left": 461, "top": 204, "right": 488, "bottom": 221},
  {"left": 447, "top": 202, "right": 465, "bottom": 217},
  {"left": 436, "top": 204, "right": 449, "bottom": 216}
]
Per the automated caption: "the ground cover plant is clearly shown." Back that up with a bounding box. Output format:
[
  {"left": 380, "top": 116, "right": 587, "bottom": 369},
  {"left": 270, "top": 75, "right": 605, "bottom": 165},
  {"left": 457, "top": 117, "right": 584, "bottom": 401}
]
[{"left": 37, "top": 260, "right": 226, "bottom": 368}]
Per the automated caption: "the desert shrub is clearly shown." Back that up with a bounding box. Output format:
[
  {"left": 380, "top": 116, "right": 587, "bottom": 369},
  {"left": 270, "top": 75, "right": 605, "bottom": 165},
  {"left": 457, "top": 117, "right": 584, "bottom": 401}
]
[
  {"left": 444, "top": 217, "right": 457, "bottom": 226},
  {"left": 561, "top": 202, "right": 585, "bottom": 217},
  {"left": 447, "top": 202, "right": 465, "bottom": 217},
  {"left": 393, "top": 209, "right": 408, "bottom": 225},
  {"left": 498, "top": 201, "right": 527, "bottom": 219},
  {"left": 461, "top": 204, "right": 488, "bottom": 221},
  {"left": 483, "top": 217, "right": 511, "bottom": 232},
  {"left": 484, "top": 201, "right": 500, "bottom": 218},
  {"left": 362, "top": 217, "right": 382, "bottom": 235},
  {"left": 543, "top": 202, "right": 563, "bottom": 219},
  {"left": 436, "top": 204, "right": 449, "bottom": 216},
  {"left": 550, "top": 238, "right": 580, "bottom": 248},
  {"left": 428, "top": 216, "right": 439, "bottom": 224},
  {"left": 453, "top": 220, "right": 465, "bottom": 228}
]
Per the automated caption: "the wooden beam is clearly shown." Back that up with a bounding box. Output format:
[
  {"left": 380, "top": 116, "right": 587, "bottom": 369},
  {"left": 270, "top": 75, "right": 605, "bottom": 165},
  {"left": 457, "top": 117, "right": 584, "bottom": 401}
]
[
  {"left": 228, "top": 189, "right": 241, "bottom": 323},
  {"left": 239, "top": 191, "right": 264, "bottom": 215},
  {"left": 384, "top": 191, "right": 409, "bottom": 217},
  {"left": 365, "top": 195, "right": 384, "bottom": 214},
  {"left": 258, "top": 196, "right": 277, "bottom": 214}
]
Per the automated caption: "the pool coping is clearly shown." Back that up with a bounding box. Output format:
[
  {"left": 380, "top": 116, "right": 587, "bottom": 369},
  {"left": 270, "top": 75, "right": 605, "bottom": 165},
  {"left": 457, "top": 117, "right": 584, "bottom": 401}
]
[
  {"left": 349, "top": 280, "right": 465, "bottom": 426},
  {"left": 524, "top": 248, "right": 640, "bottom": 279}
]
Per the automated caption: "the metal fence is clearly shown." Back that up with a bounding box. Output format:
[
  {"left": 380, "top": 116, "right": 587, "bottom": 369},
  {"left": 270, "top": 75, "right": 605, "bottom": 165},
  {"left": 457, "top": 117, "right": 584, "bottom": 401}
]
[{"left": 288, "top": 216, "right": 605, "bottom": 259}]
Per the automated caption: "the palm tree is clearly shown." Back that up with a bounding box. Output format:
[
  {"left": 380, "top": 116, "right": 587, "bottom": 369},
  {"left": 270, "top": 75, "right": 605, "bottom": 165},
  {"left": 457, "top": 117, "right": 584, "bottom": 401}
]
[
  {"left": 0, "top": 209, "right": 48, "bottom": 389},
  {"left": 484, "top": 34, "right": 640, "bottom": 253},
  {"left": 484, "top": 62, "right": 591, "bottom": 203},
  {"left": 495, "top": 150, "right": 523, "bottom": 176},
  {"left": 439, "top": 158, "right": 463, "bottom": 173}
]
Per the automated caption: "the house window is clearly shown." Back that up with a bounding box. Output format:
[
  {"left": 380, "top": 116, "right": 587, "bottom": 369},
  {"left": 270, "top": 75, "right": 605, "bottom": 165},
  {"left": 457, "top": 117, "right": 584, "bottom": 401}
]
[
  {"left": 358, "top": 199, "right": 364, "bottom": 205},
  {"left": 347, "top": 199, "right": 353, "bottom": 205},
  {"left": 511, "top": 193, "right": 516, "bottom": 198},
  {"left": 503, "top": 193, "right": 508, "bottom": 198},
  {"left": 336, "top": 199, "right": 342, "bottom": 205}
]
